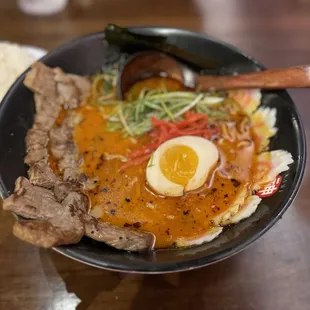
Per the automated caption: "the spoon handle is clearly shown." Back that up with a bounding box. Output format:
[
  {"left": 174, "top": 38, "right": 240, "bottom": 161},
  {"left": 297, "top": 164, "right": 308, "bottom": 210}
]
[{"left": 196, "top": 65, "right": 310, "bottom": 90}]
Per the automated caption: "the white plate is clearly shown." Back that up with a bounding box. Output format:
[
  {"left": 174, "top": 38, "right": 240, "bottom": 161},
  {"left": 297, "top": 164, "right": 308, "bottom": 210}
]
[
  {"left": 23, "top": 45, "right": 48, "bottom": 60},
  {"left": 0, "top": 41, "right": 48, "bottom": 60},
  {"left": 0, "top": 43, "right": 48, "bottom": 102}
]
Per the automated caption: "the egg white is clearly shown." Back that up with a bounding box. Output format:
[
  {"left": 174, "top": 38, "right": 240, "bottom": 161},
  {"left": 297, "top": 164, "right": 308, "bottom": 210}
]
[{"left": 146, "top": 136, "right": 219, "bottom": 197}]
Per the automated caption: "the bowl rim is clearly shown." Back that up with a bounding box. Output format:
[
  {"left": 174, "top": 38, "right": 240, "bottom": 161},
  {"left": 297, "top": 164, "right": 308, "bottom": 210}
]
[{"left": 0, "top": 26, "right": 307, "bottom": 273}]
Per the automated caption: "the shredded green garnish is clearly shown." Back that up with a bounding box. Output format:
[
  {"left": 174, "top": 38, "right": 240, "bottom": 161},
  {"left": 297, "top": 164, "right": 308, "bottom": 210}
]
[
  {"left": 105, "top": 89, "right": 226, "bottom": 137},
  {"left": 160, "top": 100, "right": 174, "bottom": 120},
  {"left": 117, "top": 108, "right": 134, "bottom": 136},
  {"left": 91, "top": 68, "right": 231, "bottom": 137}
]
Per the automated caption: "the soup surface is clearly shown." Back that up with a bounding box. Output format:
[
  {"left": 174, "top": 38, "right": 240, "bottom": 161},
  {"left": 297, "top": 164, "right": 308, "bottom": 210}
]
[{"left": 73, "top": 77, "right": 257, "bottom": 248}]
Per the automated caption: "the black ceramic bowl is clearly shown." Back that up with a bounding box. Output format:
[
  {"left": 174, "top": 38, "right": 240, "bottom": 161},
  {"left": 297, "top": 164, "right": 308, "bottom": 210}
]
[{"left": 0, "top": 27, "right": 306, "bottom": 273}]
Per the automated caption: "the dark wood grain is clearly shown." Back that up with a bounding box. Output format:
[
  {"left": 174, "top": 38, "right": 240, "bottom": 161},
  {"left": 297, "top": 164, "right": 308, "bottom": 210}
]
[
  {"left": 197, "top": 65, "right": 310, "bottom": 90},
  {"left": 1, "top": 0, "right": 310, "bottom": 309}
]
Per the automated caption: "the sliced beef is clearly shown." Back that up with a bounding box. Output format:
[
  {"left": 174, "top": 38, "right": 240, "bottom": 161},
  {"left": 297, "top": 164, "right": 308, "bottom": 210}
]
[
  {"left": 28, "top": 161, "right": 59, "bottom": 188},
  {"left": 33, "top": 94, "right": 61, "bottom": 118},
  {"left": 28, "top": 161, "right": 82, "bottom": 201},
  {"left": 68, "top": 74, "right": 92, "bottom": 99},
  {"left": 33, "top": 110, "right": 60, "bottom": 132},
  {"left": 53, "top": 67, "right": 91, "bottom": 109},
  {"left": 58, "top": 154, "right": 81, "bottom": 171},
  {"left": 50, "top": 114, "right": 83, "bottom": 181},
  {"left": 54, "top": 68, "right": 91, "bottom": 99},
  {"left": 13, "top": 219, "right": 80, "bottom": 248},
  {"left": 53, "top": 181, "right": 81, "bottom": 202},
  {"left": 4, "top": 62, "right": 155, "bottom": 252},
  {"left": 4, "top": 180, "right": 154, "bottom": 251},
  {"left": 50, "top": 141, "right": 77, "bottom": 160},
  {"left": 26, "top": 128, "right": 48, "bottom": 147},
  {"left": 13, "top": 192, "right": 87, "bottom": 248},
  {"left": 3, "top": 177, "right": 62, "bottom": 220},
  {"left": 84, "top": 216, "right": 156, "bottom": 252},
  {"left": 63, "top": 168, "right": 83, "bottom": 182},
  {"left": 62, "top": 191, "right": 89, "bottom": 213},
  {"left": 57, "top": 83, "right": 80, "bottom": 109},
  {"left": 24, "top": 62, "right": 90, "bottom": 111},
  {"left": 24, "top": 62, "right": 57, "bottom": 100},
  {"left": 24, "top": 62, "right": 89, "bottom": 175},
  {"left": 24, "top": 144, "right": 48, "bottom": 165},
  {"left": 49, "top": 125, "right": 72, "bottom": 144},
  {"left": 49, "top": 117, "right": 76, "bottom": 160}
]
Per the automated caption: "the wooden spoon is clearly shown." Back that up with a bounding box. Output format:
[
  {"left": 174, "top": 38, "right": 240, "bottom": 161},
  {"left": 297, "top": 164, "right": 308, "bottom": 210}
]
[{"left": 118, "top": 50, "right": 310, "bottom": 99}]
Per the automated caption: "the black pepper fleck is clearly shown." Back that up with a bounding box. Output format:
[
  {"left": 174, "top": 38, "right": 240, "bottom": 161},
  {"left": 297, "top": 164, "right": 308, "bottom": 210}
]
[
  {"left": 101, "top": 187, "right": 109, "bottom": 192},
  {"left": 125, "top": 197, "right": 131, "bottom": 202},
  {"left": 224, "top": 194, "right": 228, "bottom": 198},
  {"left": 165, "top": 228, "right": 170, "bottom": 235},
  {"left": 133, "top": 222, "right": 141, "bottom": 228},
  {"left": 231, "top": 178, "right": 241, "bottom": 187},
  {"left": 183, "top": 210, "right": 190, "bottom": 215},
  {"left": 110, "top": 209, "right": 116, "bottom": 215}
]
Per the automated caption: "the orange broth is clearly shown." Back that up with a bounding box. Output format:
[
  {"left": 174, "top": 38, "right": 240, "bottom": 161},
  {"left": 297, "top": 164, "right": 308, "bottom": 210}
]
[{"left": 73, "top": 77, "right": 256, "bottom": 248}]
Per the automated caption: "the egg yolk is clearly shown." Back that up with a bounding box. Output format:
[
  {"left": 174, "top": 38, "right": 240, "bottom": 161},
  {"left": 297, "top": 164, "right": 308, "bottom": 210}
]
[{"left": 159, "top": 145, "right": 199, "bottom": 186}]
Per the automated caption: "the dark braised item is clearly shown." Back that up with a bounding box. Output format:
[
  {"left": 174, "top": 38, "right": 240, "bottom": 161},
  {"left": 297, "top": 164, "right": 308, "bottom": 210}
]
[{"left": 2, "top": 62, "right": 155, "bottom": 252}]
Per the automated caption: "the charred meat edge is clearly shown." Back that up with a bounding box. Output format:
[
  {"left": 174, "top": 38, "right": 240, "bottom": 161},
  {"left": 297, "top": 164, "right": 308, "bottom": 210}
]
[{"left": 2, "top": 62, "right": 155, "bottom": 251}]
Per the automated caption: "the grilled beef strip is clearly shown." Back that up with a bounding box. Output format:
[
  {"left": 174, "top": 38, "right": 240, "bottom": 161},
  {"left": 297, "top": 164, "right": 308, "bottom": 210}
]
[
  {"left": 13, "top": 192, "right": 88, "bottom": 248},
  {"left": 2, "top": 62, "right": 156, "bottom": 251}
]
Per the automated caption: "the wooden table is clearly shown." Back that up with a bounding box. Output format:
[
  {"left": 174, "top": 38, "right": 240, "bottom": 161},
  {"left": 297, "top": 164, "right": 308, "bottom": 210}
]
[{"left": 1, "top": 0, "right": 310, "bottom": 309}]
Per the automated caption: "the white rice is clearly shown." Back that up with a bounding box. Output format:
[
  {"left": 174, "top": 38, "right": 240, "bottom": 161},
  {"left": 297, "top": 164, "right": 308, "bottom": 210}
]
[{"left": 0, "top": 42, "right": 35, "bottom": 102}]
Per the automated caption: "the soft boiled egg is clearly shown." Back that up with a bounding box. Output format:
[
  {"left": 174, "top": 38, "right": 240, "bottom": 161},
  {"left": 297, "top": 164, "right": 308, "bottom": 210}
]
[{"left": 146, "top": 136, "right": 219, "bottom": 197}]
